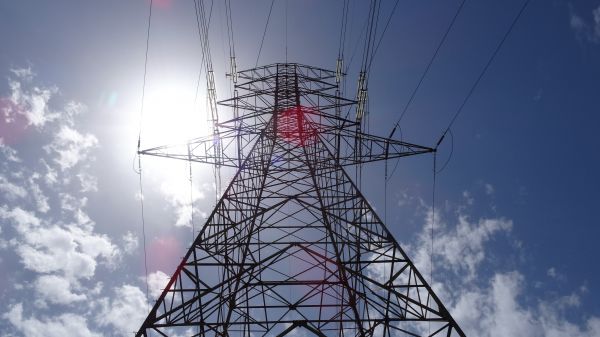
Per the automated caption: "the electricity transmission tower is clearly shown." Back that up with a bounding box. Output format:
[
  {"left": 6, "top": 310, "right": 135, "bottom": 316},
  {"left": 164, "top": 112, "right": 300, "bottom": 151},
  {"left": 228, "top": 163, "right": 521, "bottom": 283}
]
[{"left": 136, "top": 63, "right": 465, "bottom": 337}]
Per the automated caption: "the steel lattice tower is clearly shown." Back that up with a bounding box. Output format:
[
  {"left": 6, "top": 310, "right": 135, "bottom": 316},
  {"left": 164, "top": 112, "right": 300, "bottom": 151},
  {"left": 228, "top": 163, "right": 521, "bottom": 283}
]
[{"left": 136, "top": 64, "right": 465, "bottom": 337}]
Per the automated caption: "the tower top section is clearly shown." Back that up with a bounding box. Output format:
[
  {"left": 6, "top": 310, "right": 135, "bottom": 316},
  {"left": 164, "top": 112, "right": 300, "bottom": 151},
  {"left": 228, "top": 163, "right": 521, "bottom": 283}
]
[{"left": 139, "top": 63, "right": 434, "bottom": 168}]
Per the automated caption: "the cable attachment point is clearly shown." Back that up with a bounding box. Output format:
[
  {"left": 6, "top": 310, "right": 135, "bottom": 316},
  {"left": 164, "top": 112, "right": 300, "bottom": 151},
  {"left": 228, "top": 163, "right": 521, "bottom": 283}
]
[
  {"left": 336, "top": 58, "right": 343, "bottom": 84},
  {"left": 356, "top": 71, "right": 368, "bottom": 123},
  {"left": 230, "top": 56, "right": 238, "bottom": 84}
]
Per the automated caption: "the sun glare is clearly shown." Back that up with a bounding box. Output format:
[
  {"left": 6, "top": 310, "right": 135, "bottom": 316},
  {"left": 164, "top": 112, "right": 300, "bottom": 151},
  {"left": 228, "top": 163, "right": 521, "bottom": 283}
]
[
  {"left": 141, "top": 84, "right": 210, "bottom": 148},
  {"left": 133, "top": 82, "right": 217, "bottom": 199}
]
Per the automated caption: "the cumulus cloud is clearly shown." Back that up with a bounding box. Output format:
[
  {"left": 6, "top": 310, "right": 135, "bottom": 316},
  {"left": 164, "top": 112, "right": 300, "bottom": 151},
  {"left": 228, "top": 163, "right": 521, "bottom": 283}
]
[
  {"left": 160, "top": 177, "right": 206, "bottom": 227},
  {"left": 147, "top": 270, "right": 169, "bottom": 298},
  {"left": 122, "top": 231, "right": 139, "bottom": 255},
  {"left": 44, "top": 125, "right": 98, "bottom": 171},
  {"left": 0, "top": 174, "right": 28, "bottom": 200},
  {"left": 4, "top": 303, "right": 101, "bottom": 337},
  {"left": 77, "top": 171, "right": 98, "bottom": 192},
  {"left": 10, "top": 220, "right": 118, "bottom": 279},
  {"left": 0, "top": 206, "right": 41, "bottom": 229},
  {"left": 0, "top": 67, "right": 126, "bottom": 336},
  {"left": 0, "top": 141, "right": 21, "bottom": 162},
  {"left": 34, "top": 275, "right": 87, "bottom": 305},
  {"left": 595, "top": 6, "right": 600, "bottom": 37},
  {"left": 6, "top": 67, "right": 58, "bottom": 127},
  {"left": 569, "top": 5, "right": 600, "bottom": 44},
  {"left": 449, "top": 271, "right": 600, "bottom": 337},
  {"left": 438, "top": 216, "right": 512, "bottom": 279},
  {"left": 484, "top": 183, "right": 495, "bottom": 195},
  {"left": 29, "top": 174, "right": 50, "bottom": 213},
  {"left": 96, "top": 285, "right": 148, "bottom": 337},
  {"left": 400, "top": 195, "right": 600, "bottom": 336}
]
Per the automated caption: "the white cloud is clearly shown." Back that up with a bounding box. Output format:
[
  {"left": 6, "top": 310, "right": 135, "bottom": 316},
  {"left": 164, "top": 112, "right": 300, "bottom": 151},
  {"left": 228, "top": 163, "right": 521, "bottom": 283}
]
[
  {"left": 122, "top": 231, "right": 139, "bottom": 255},
  {"left": 449, "top": 271, "right": 600, "bottom": 337},
  {"left": 77, "top": 171, "right": 98, "bottom": 192},
  {"left": 44, "top": 125, "right": 98, "bottom": 171},
  {"left": 13, "top": 223, "right": 119, "bottom": 279},
  {"left": 462, "top": 190, "right": 474, "bottom": 205},
  {"left": 29, "top": 175, "right": 50, "bottom": 213},
  {"left": 402, "top": 197, "right": 600, "bottom": 337},
  {"left": 59, "top": 192, "right": 87, "bottom": 212},
  {"left": 0, "top": 174, "right": 27, "bottom": 200},
  {"left": 4, "top": 303, "right": 101, "bottom": 337},
  {"left": 0, "top": 206, "right": 41, "bottom": 230},
  {"left": 34, "top": 275, "right": 87, "bottom": 305},
  {"left": 10, "top": 67, "right": 34, "bottom": 80},
  {"left": 96, "top": 285, "right": 148, "bottom": 337},
  {"left": 594, "top": 6, "right": 600, "bottom": 39},
  {"left": 571, "top": 12, "right": 586, "bottom": 31},
  {"left": 16, "top": 230, "right": 94, "bottom": 278},
  {"left": 147, "top": 270, "right": 169, "bottom": 298},
  {"left": 484, "top": 183, "right": 495, "bottom": 196},
  {"left": 0, "top": 141, "right": 21, "bottom": 162},
  {"left": 1, "top": 66, "right": 122, "bottom": 336},
  {"left": 407, "top": 209, "right": 512, "bottom": 282},
  {"left": 569, "top": 5, "right": 600, "bottom": 44},
  {"left": 160, "top": 177, "right": 205, "bottom": 227},
  {"left": 7, "top": 68, "right": 58, "bottom": 127},
  {"left": 438, "top": 216, "right": 512, "bottom": 279},
  {"left": 39, "top": 159, "right": 58, "bottom": 185},
  {"left": 70, "top": 225, "right": 119, "bottom": 265}
]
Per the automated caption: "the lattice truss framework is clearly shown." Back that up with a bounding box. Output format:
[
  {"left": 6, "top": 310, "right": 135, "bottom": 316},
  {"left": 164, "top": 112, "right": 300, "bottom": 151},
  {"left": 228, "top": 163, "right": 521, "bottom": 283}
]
[{"left": 137, "top": 64, "right": 465, "bottom": 337}]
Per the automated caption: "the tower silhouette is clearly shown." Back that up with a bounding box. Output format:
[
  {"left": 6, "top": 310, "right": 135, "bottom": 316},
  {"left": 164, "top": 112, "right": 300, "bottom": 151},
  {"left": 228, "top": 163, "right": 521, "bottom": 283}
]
[{"left": 136, "top": 64, "right": 465, "bottom": 337}]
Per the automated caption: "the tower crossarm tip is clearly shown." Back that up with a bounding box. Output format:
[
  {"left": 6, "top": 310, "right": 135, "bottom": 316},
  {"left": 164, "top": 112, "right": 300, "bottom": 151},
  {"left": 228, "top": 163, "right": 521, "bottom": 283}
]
[
  {"left": 320, "top": 129, "right": 435, "bottom": 166},
  {"left": 137, "top": 128, "right": 254, "bottom": 168}
]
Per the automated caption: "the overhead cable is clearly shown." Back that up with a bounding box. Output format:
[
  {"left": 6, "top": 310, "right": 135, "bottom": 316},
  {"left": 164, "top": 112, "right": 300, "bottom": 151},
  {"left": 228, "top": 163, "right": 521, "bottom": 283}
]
[
  {"left": 256, "top": 0, "right": 276, "bottom": 67},
  {"left": 389, "top": 0, "right": 467, "bottom": 140},
  {"left": 136, "top": 0, "right": 153, "bottom": 309},
  {"left": 435, "top": 0, "right": 531, "bottom": 148}
]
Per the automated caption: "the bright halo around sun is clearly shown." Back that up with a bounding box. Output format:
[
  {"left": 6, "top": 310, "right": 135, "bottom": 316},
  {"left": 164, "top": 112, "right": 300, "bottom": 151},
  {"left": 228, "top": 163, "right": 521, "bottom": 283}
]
[
  {"left": 141, "top": 83, "right": 210, "bottom": 148},
  {"left": 135, "top": 82, "right": 216, "bottom": 205}
]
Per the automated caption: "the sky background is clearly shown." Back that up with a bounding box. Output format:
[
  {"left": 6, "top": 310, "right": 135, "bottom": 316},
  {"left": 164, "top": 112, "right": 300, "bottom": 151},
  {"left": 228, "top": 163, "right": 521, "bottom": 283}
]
[{"left": 1, "top": 0, "right": 600, "bottom": 336}]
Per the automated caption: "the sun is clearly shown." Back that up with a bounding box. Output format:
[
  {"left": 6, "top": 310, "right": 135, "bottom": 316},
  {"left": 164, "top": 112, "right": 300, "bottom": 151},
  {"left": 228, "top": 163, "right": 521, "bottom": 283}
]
[
  {"left": 141, "top": 83, "right": 210, "bottom": 148},
  {"left": 133, "top": 81, "right": 217, "bottom": 198}
]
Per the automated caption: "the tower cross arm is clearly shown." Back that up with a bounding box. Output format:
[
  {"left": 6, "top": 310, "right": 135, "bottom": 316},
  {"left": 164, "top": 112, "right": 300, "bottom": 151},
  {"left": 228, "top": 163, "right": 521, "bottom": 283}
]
[
  {"left": 137, "top": 130, "right": 245, "bottom": 168},
  {"left": 324, "top": 129, "right": 435, "bottom": 166}
]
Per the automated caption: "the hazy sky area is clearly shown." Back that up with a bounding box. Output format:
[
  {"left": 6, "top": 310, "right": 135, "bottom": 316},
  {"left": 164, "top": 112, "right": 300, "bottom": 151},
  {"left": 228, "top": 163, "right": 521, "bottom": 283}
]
[{"left": 1, "top": 0, "right": 600, "bottom": 336}]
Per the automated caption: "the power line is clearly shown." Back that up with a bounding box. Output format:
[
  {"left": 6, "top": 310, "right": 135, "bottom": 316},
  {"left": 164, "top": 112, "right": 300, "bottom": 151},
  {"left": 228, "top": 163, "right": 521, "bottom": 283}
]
[
  {"left": 137, "top": 156, "right": 150, "bottom": 311},
  {"left": 336, "top": 0, "right": 350, "bottom": 93},
  {"left": 355, "top": 0, "right": 381, "bottom": 127},
  {"left": 344, "top": 14, "right": 369, "bottom": 76},
  {"left": 136, "top": 0, "right": 153, "bottom": 309},
  {"left": 193, "top": 0, "right": 214, "bottom": 103},
  {"left": 430, "top": 152, "right": 437, "bottom": 287},
  {"left": 137, "top": 0, "right": 153, "bottom": 146},
  {"left": 337, "top": 0, "right": 350, "bottom": 61},
  {"left": 390, "top": 0, "right": 467, "bottom": 139},
  {"left": 436, "top": 0, "right": 531, "bottom": 147},
  {"left": 429, "top": 149, "right": 438, "bottom": 336},
  {"left": 194, "top": 0, "right": 223, "bottom": 200},
  {"left": 188, "top": 146, "right": 196, "bottom": 238},
  {"left": 436, "top": 128, "right": 454, "bottom": 174},
  {"left": 366, "top": 0, "right": 401, "bottom": 72},
  {"left": 256, "top": 0, "right": 276, "bottom": 67},
  {"left": 225, "top": 0, "right": 237, "bottom": 84},
  {"left": 360, "top": 0, "right": 380, "bottom": 73},
  {"left": 426, "top": 4, "right": 531, "bottom": 326},
  {"left": 225, "top": 0, "right": 235, "bottom": 60}
]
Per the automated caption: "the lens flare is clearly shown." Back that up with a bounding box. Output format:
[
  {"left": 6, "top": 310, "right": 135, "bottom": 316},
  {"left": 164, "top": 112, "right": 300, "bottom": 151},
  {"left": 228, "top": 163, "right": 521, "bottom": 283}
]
[{"left": 276, "top": 106, "right": 317, "bottom": 147}]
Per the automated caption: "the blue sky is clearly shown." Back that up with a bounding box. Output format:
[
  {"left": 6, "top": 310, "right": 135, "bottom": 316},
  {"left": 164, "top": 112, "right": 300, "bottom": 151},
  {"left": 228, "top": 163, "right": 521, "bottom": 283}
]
[{"left": 1, "top": 0, "right": 600, "bottom": 336}]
